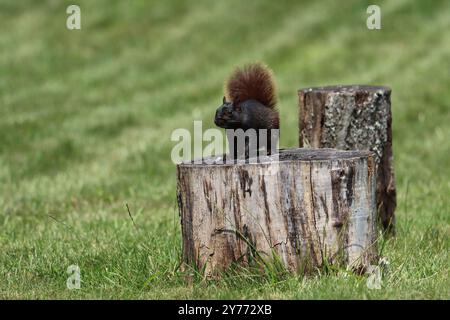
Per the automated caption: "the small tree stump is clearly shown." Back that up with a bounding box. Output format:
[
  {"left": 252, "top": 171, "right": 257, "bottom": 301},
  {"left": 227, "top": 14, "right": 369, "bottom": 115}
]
[
  {"left": 177, "top": 148, "right": 378, "bottom": 276},
  {"left": 299, "top": 85, "right": 396, "bottom": 234}
]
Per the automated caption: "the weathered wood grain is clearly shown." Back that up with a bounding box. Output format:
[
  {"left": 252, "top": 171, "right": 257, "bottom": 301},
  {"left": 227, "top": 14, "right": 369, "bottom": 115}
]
[
  {"left": 177, "top": 148, "right": 378, "bottom": 276},
  {"left": 299, "top": 85, "right": 396, "bottom": 234}
]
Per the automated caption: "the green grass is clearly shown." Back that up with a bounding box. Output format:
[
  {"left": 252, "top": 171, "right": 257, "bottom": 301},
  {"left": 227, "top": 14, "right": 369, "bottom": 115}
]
[{"left": 0, "top": 0, "right": 449, "bottom": 299}]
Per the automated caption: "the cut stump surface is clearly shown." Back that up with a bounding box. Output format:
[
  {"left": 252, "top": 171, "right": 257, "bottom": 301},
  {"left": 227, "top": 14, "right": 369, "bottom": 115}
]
[{"left": 177, "top": 148, "right": 378, "bottom": 276}]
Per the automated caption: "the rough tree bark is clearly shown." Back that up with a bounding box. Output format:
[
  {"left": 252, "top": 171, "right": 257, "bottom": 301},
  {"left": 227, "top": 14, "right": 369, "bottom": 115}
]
[
  {"left": 177, "top": 148, "right": 378, "bottom": 276},
  {"left": 299, "top": 85, "right": 396, "bottom": 234}
]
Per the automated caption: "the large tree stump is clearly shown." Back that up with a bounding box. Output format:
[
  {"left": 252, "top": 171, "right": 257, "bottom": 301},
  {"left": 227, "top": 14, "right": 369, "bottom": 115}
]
[
  {"left": 299, "top": 85, "right": 396, "bottom": 234},
  {"left": 177, "top": 148, "right": 378, "bottom": 276}
]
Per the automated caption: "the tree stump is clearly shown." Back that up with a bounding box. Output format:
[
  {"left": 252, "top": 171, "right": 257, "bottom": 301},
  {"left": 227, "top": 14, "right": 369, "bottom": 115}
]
[
  {"left": 177, "top": 148, "right": 378, "bottom": 276},
  {"left": 298, "top": 85, "right": 396, "bottom": 234}
]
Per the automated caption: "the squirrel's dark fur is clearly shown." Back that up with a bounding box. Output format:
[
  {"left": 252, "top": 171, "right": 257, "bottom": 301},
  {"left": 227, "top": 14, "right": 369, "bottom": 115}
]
[{"left": 214, "top": 63, "right": 279, "bottom": 159}]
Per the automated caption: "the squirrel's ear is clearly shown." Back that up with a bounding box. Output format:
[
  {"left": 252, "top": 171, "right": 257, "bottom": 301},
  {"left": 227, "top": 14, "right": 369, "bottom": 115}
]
[{"left": 222, "top": 96, "right": 226, "bottom": 104}]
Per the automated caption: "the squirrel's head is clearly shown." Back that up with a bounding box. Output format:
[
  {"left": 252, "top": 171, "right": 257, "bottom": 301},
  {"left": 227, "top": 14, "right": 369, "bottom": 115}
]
[{"left": 214, "top": 96, "right": 243, "bottom": 129}]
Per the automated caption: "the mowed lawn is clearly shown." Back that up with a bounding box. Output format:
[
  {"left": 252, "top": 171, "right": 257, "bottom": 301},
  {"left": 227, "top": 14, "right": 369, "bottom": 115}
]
[{"left": 0, "top": 0, "right": 449, "bottom": 299}]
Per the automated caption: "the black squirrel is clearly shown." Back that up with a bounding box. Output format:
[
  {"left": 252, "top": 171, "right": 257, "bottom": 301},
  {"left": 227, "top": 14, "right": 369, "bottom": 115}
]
[{"left": 214, "top": 63, "right": 279, "bottom": 160}]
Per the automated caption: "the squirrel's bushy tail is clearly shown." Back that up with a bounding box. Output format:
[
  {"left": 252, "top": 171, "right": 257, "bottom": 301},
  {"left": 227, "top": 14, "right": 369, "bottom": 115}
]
[{"left": 225, "top": 62, "right": 277, "bottom": 110}]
